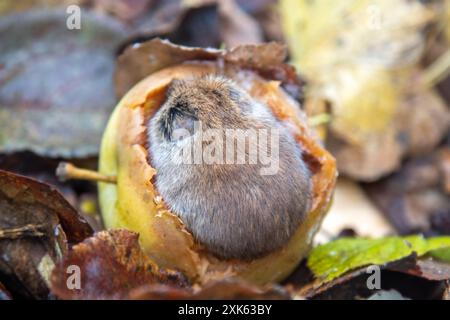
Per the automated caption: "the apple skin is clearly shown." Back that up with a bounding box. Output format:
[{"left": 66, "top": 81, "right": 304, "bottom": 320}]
[{"left": 98, "top": 62, "right": 337, "bottom": 285}]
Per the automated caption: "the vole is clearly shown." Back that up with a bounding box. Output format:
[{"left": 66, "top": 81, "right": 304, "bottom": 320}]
[{"left": 148, "top": 75, "right": 312, "bottom": 260}]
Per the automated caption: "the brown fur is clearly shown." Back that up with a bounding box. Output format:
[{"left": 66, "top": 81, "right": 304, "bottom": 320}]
[{"left": 148, "top": 75, "right": 312, "bottom": 260}]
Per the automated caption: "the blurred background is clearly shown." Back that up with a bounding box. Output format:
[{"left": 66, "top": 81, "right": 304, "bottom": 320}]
[{"left": 0, "top": 0, "right": 449, "bottom": 241}]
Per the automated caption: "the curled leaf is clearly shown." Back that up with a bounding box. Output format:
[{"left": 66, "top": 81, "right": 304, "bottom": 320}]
[
  {"left": 0, "top": 169, "right": 93, "bottom": 299},
  {"left": 115, "top": 38, "right": 304, "bottom": 100}
]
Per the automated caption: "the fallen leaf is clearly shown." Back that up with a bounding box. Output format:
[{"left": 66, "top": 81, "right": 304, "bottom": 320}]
[
  {"left": 129, "top": 0, "right": 264, "bottom": 50},
  {"left": 327, "top": 85, "right": 449, "bottom": 181},
  {"left": 218, "top": 0, "right": 263, "bottom": 48},
  {"left": 430, "top": 248, "right": 450, "bottom": 263},
  {"left": 115, "top": 38, "right": 303, "bottom": 100},
  {"left": 50, "top": 229, "right": 188, "bottom": 300},
  {"left": 364, "top": 148, "right": 450, "bottom": 234},
  {"left": 0, "top": 9, "right": 127, "bottom": 157},
  {"left": 390, "top": 257, "right": 450, "bottom": 281},
  {"left": 86, "top": 0, "right": 154, "bottom": 23},
  {"left": 281, "top": 0, "right": 437, "bottom": 73},
  {"left": 296, "top": 267, "right": 369, "bottom": 299},
  {"left": 307, "top": 235, "right": 450, "bottom": 282},
  {"left": 249, "top": 0, "right": 284, "bottom": 43},
  {"left": 0, "top": 169, "right": 93, "bottom": 299},
  {"left": 398, "top": 89, "right": 450, "bottom": 158},
  {"left": 298, "top": 254, "right": 450, "bottom": 299},
  {"left": 49, "top": 229, "right": 293, "bottom": 300},
  {"left": 130, "top": 278, "right": 291, "bottom": 300},
  {"left": 280, "top": 0, "right": 449, "bottom": 181}
]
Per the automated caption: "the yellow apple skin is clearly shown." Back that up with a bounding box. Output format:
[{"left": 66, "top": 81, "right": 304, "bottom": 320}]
[{"left": 99, "top": 62, "right": 337, "bottom": 285}]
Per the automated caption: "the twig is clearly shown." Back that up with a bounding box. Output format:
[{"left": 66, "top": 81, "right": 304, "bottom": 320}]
[
  {"left": 56, "top": 162, "right": 117, "bottom": 184},
  {"left": 0, "top": 224, "right": 46, "bottom": 240}
]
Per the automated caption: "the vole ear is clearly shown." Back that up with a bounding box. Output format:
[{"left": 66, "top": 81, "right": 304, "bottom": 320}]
[
  {"left": 160, "top": 104, "right": 197, "bottom": 142},
  {"left": 171, "top": 106, "right": 197, "bottom": 140}
]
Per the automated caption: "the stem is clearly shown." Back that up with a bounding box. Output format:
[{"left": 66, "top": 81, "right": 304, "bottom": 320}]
[
  {"left": 56, "top": 162, "right": 117, "bottom": 184},
  {"left": 422, "top": 49, "right": 450, "bottom": 88}
]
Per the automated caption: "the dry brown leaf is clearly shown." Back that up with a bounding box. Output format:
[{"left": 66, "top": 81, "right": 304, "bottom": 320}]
[
  {"left": 87, "top": 0, "right": 154, "bottom": 22},
  {"left": 218, "top": 0, "right": 263, "bottom": 48},
  {"left": 50, "top": 229, "right": 188, "bottom": 300},
  {"left": 297, "top": 254, "right": 450, "bottom": 300},
  {"left": 365, "top": 148, "right": 450, "bottom": 235},
  {"left": 50, "top": 229, "right": 291, "bottom": 300},
  {"left": 0, "top": 169, "right": 93, "bottom": 299},
  {"left": 0, "top": 9, "right": 127, "bottom": 157},
  {"left": 389, "top": 257, "right": 450, "bottom": 281},
  {"left": 49, "top": 229, "right": 293, "bottom": 300},
  {"left": 115, "top": 38, "right": 304, "bottom": 100},
  {"left": 130, "top": 278, "right": 291, "bottom": 300}
]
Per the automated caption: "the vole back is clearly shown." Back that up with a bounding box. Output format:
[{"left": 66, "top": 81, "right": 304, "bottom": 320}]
[{"left": 148, "top": 75, "right": 312, "bottom": 260}]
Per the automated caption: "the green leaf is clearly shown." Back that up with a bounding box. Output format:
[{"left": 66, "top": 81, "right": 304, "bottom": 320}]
[
  {"left": 308, "top": 235, "right": 450, "bottom": 282},
  {"left": 429, "top": 248, "right": 450, "bottom": 263}
]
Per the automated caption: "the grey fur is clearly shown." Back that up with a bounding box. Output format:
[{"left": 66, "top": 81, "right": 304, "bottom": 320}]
[{"left": 148, "top": 75, "right": 312, "bottom": 260}]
